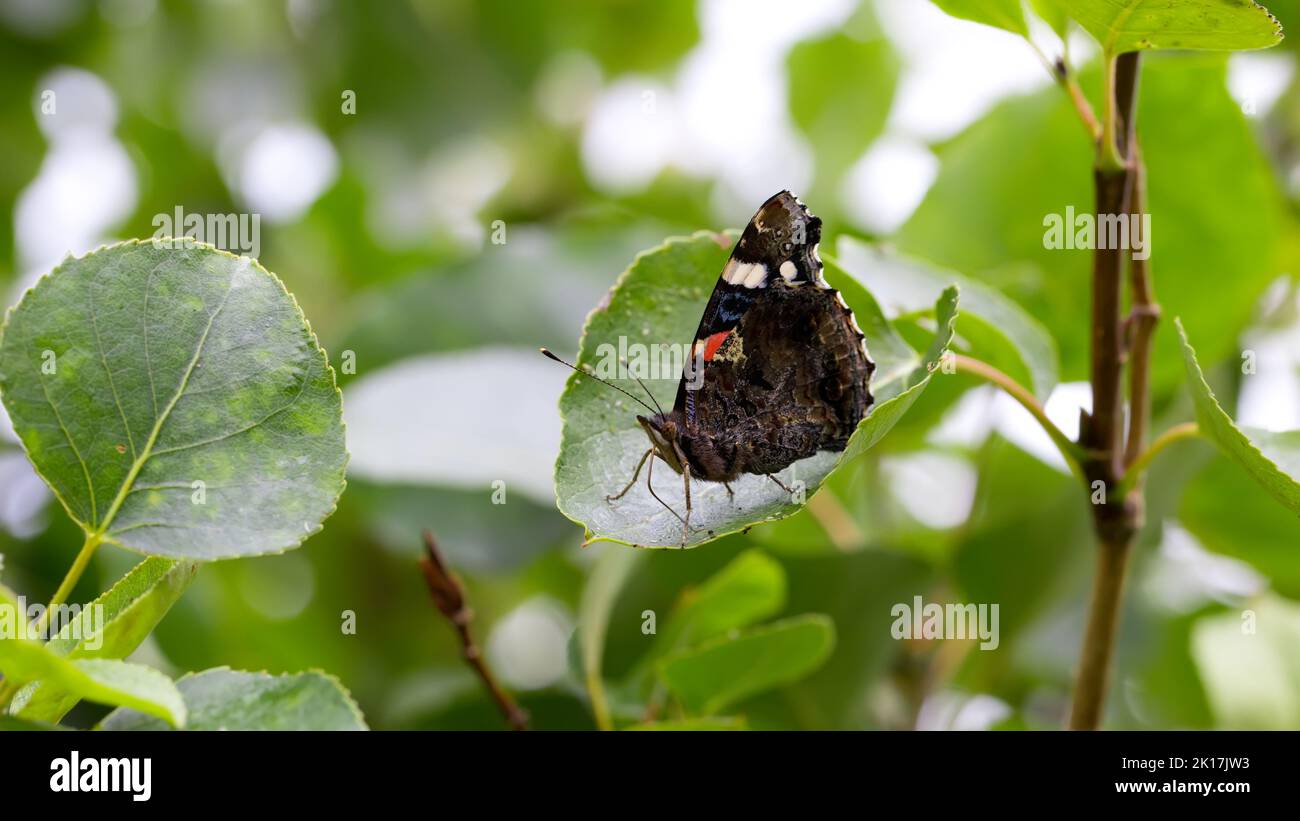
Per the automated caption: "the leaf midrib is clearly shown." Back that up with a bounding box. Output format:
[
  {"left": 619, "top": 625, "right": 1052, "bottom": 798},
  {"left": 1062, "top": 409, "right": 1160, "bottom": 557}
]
[{"left": 90, "top": 271, "right": 236, "bottom": 540}]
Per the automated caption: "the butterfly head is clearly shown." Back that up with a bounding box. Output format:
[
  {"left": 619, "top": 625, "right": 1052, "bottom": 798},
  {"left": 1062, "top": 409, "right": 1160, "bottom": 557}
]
[{"left": 637, "top": 413, "right": 686, "bottom": 474}]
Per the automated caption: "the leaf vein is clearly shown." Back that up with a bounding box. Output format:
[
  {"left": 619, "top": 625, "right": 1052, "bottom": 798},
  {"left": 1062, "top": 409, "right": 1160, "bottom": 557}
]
[{"left": 92, "top": 268, "right": 237, "bottom": 536}]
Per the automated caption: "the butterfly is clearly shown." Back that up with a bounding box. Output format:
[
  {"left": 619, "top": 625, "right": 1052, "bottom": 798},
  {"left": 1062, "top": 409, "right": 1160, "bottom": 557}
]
[{"left": 545, "top": 191, "right": 874, "bottom": 545}]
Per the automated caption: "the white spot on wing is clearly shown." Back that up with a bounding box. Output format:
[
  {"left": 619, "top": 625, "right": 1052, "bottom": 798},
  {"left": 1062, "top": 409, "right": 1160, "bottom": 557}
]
[
  {"left": 743, "top": 262, "right": 767, "bottom": 288},
  {"left": 727, "top": 261, "right": 753, "bottom": 285},
  {"left": 779, "top": 260, "right": 797, "bottom": 281}
]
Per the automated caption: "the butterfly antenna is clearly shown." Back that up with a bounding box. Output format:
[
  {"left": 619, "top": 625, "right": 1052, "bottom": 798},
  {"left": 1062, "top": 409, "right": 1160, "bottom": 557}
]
[
  {"left": 618, "top": 356, "right": 665, "bottom": 416},
  {"left": 539, "top": 348, "right": 658, "bottom": 415},
  {"left": 633, "top": 374, "right": 665, "bottom": 416}
]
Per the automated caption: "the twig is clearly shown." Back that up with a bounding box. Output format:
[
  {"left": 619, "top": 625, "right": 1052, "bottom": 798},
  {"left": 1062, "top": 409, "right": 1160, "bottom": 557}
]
[
  {"left": 1029, "top": 39, "right": 1100, "bottom": 142},
  {"left": 1123, "top": 154, "right": 1160, "bottom": 470},
  {"left": 952, "top": 355, "right": 1084, "bottom": 477},
  {"left": 1119, "top": 422, "right": 1201, "bottom": 495},
  {"left": 1064, "top": 73, "right": 1102, "bottom": 141},
  {"left": 1052, "top": 54, "right": 1102, "bottom": 141},
  {"left": 419, "top": 530, "right": 529, "bottom": 731}
]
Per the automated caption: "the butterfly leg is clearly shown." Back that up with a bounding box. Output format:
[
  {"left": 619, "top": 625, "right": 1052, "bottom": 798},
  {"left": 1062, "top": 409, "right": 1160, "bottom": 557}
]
[
  {"left": 767, "top": 473, "right": 796, "bottom": 498},
  {"left": 643, "top": 453, "right": 688, "bottom": 541},
  {"left": 680, "top": 464, "right": 693, "bottom": 547},
  {"left": 723, "top": 481, "right": 735, "bottom": 500},
  {"left": 607, "top": 448, "right": 653, "bottom": 502}
]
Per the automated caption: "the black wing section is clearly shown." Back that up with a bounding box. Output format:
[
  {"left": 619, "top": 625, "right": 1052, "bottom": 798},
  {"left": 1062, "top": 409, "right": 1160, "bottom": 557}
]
[{"left": 674, "top": 190, "right": 826, "bottom": 422}]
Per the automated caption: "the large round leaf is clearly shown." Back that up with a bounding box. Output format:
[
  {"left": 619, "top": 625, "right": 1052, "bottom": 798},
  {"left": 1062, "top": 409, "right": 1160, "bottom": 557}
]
[
  {"left": 552, "top": 232, "right": 957, "bottom": 549},
  {"left": 0, "top": 240, "right": 347, "bottom": 559}
]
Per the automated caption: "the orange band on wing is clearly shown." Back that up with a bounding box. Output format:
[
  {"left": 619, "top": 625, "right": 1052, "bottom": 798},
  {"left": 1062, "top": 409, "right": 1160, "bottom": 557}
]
[{"left": 702, "top": 330, "right": 731, "bottom": 361}]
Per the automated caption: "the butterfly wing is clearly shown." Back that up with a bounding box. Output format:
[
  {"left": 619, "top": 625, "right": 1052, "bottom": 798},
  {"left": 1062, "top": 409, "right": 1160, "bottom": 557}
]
[
  {"left": 673, "top": 191, "right": 875, "bottom": 479},
  {"left": 675, "top": 191, "right": 828, "bottom": 417}
]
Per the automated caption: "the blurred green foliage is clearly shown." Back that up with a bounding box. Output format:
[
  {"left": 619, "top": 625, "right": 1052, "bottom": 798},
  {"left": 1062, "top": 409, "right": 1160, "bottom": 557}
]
[{"left": 2, "top": 0, "right": 1299, "bottom": 730}]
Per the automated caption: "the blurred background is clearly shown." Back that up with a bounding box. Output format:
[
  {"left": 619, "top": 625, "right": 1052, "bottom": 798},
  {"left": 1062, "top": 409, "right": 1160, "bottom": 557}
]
[{"left": 1, "top": 0, "right": 1299, "bottom": 729}]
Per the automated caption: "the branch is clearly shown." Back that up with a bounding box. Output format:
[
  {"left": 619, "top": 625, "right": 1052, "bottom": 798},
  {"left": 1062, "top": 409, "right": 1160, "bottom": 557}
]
[
  {"left": 1079, "top": 50, "right": 1142, "bottom": 512},
  {"left": 1055, "top": 56, "right": 1102, "bottom": 141},
  {"left": 1068, "top": 533, "right": 1132, "bottom": 730},
  {"left": 1123, "top": 154, "right": 1160, "bottom": 470},
  {"left": 1070, "top": 49, "right": 1143, "bottom": 731},
  {"left": 1064, "top": 72, "right": 1103, "bottom": 142},
  {"left": 419, "top": 530, "right": 529, "bottom": 731}
]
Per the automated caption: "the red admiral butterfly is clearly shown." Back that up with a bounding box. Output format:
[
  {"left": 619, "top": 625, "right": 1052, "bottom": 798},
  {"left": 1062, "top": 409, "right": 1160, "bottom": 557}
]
[{"left": 545, "top": 191, "right": 874, "bottom": 545}]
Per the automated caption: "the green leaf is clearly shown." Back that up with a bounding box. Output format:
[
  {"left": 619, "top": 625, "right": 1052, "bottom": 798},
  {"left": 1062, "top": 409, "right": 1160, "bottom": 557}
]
[
  {"left": 0, "top": 583, "right": 185, "bottom": 726},
  {"left": 787, "top": 15, "right": 898, "bottom": 205},
  {"left": 837, "top": 238, "right": 1058, "bottom": 400},
  {"left": 97, "top": 667, "right": 366, "bottom": 730},
  {"left": 0, "top": 716, "right": 69, "bottom": 731},
  {"left": 553, "top": 232, "right": 958, "bottom": 549},
  {"left": 1181, "top": 454, "right": 1300, "bottom": 597},
  {"left": 771, "top": 551, "right": 935, "bottom": 728},
  {"left": 0, "top": 240, "right": 347, "bottom": 560},
  {"left": 1061, "top": 0, "right": 1283, "bottom": 54},
  {"left": 1133, "top": 609, "right": 1215, "bottom": 729},
  {"left": 658, "top": 614, "right": 836, "bottom": 715},
  {"left": 929, "top": 0, "right": 1030, "bottom": 35},
  {"left": 1191, "top": 594, "right": 1300, "bottom": 728},
  {"left": 1177, "top": 318, "right": 1300, "bottom": 515},
  {"left": 11, "top": 557, "right": 198, "bottom": 723},
  {"left": 1030, "top": 0, "right": 1071, "bottom": 39},
  {"left": 651, "top": 549, "right": 786, "bottom": 657},
  {"left": 622, "top": 549, "right": 787, "bottom": 700}
]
